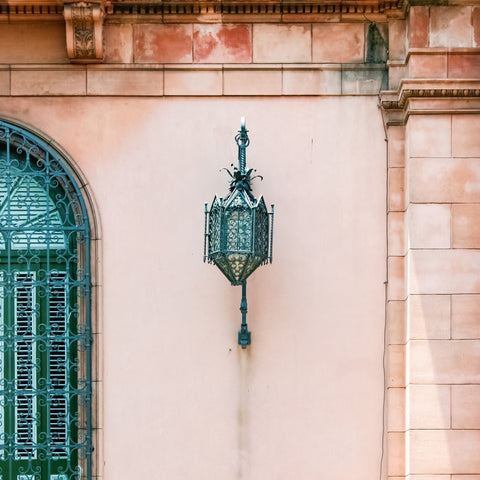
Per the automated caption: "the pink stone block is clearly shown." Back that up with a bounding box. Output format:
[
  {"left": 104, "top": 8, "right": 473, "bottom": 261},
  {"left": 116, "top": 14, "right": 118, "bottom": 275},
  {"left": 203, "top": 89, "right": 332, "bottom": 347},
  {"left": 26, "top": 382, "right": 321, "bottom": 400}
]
[
  {"left": 0, "top": 24, "right": 68, "bottom": 63},
  {"left": 409, "top": 158, "right": 480, "bottom": 203},
  {"left": 409, "top": 339, "right": 480, "bottom": 384},
  {"left": 388, "top": 212, "right": 405, "bottom": 256},
  {"left": 409, "top": 429, "right": 480, "bottom": 474},
  {"left": 388, "top": 387, "right": 405, "bottom": 432},
  {"left": 388, "top": 126, "right": 406, "bottom": 168},
  {"left": 223, "top": 68, "right": 282, "bottom": 95},
  {"left": 312, "top": 24, "right": 364, "bottom": 63},
  {"left": 388, "top": 168, "right": 405, "bottom": 212},
  {"left": 448, "top": 53, "right": 480, "bottom": 79},
  {"left": 389, "top": 64, "right": 409, "bottom": 91},
  {"left": 453, "top": 477, "right": 480, "bottom": 480},
  {"left": 193, "top": 24, "right": 252, "bottom": 63},
  {"left": 87, "top": 70, "right": 164, "bottom": 96},
  {"left": 408, "top": 204, "right": 450, "bottom": 249},
  {"left": 452, "top": 115, "right": 480, "bottom": 157},
  {"left": 164, "top": 69, "right": 222, "bottom": 95},
  {"left": 388, "top": 432, "right": 405, "bottom": 476},
  {"left": 134, "top": 25, "right": 192, "bottom": 63},
  {"left": 409, "top": 53, "right": 447, "bottom": 79},
  {"left": 408, "top": 295, "right": 450, "bottom": 340},
  {"left": 452, "top": 204, "right": 480, "bottom": 249},
  {"left": 388, "top": 256, "right": 406, "bottom": 301},
  {"left": 389, "top": 344, "right": 406, "bottom": 387},
  {"left": 409, "top": 249, "right": 480, "bottom": 294},
  {"left": 253, "top": 24, "right": 311, "bottom": 63},
  {"left": 408, "top": 115, "right": 451, "bottom": 158},
  {"left": 388, "top": 301, "right": 406, "bottom": 345},
  {"left": 389, "top": 20, "right": 407, "bottom": 61},
  {"left": 452, "top": 385, "right": 480, "bottom": 428},
  {"left": 11, "top": 69, "right": 86, "bottom": 96},
  {"left": 408, "top": 385, "right": 450, "bottom": 429},
  {"left": 452, "top": 295, "right": 480, "bottom": 339},
  {"left": 408, "top": 7, "right": 429, "bottom": 48},
  {"left": 282, "top": 68, "right": 341, "bottom": 95},
  {"left": 104, "top": 25, "right": 133, "bottom": 63},
  {"left": 0, "top": 69, "right": 9, "bottom": 95},
  {"left": 430, "top": 6, "right": 473, "bottom": 48}
]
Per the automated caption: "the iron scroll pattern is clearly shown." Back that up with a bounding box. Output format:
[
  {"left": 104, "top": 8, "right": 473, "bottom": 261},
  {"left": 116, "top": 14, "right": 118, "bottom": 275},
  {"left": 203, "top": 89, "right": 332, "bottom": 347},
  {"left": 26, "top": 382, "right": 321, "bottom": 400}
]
[{"left": 0, "top": 121, "right": 92, "bottom": 480}]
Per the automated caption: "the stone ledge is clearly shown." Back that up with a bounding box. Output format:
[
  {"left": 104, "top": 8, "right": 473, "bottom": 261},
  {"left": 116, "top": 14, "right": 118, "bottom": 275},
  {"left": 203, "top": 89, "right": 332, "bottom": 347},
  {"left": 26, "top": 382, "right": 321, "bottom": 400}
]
[{"left": 0, "top": 63, "right": 387, "bottom": 96}]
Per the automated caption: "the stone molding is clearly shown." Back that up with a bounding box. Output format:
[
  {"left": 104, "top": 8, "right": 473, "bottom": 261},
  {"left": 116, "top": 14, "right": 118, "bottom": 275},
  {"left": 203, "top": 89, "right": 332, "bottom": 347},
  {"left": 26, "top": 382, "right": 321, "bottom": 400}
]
[
  {"left": 381, "top": 80, "right": 480, "bottom": 124},
  {"left": 0, "top": 0, "right": 404, "bottom": 22},
  {"left": 0, "top": 63, "right": 386, "bottom": 97},
  {"left": 64, "top": 2, "right": 105, "bottom": 63}
]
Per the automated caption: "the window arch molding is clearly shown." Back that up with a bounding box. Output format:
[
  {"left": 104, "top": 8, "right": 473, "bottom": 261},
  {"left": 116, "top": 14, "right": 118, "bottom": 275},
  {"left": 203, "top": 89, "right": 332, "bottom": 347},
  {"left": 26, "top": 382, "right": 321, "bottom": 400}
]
[{"left": 0, "top": 116, "right": 102, "bottom": 480}]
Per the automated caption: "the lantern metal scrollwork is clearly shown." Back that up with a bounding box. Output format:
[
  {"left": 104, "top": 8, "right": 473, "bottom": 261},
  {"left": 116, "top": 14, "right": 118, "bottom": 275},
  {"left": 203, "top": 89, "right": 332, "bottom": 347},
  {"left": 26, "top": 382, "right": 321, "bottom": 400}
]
[{"left": 204, "top": 118, "right": 274, "bottom": 348}]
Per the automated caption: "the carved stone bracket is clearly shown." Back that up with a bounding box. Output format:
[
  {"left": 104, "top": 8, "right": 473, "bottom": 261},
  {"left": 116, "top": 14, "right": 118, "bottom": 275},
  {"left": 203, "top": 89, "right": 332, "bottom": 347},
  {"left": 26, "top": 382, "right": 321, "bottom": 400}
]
[{"left": 64, "top": 2, "right": 104, "bottom": 63}]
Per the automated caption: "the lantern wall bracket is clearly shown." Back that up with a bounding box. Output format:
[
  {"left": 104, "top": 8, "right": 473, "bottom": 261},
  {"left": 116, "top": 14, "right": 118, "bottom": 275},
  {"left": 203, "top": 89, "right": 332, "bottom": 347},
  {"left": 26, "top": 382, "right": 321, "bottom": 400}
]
[{"left": 238, "top": 281, "right": 251, "bottom": 348}]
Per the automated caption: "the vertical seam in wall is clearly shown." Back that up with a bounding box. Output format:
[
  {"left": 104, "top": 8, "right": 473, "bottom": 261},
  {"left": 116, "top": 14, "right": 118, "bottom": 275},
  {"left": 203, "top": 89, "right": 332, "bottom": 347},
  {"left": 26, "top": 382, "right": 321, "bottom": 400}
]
[
  {"left": 281, "top": 64, "right": 284, "bottom": 95},
  {"left": 85, "top": 65, "right": 88, "bottom": 96},
  {"left": 450, "top": 114, "right": 453, "bottom": 157},
  {"left": 340, "top": 64, "right": 344, "bottom": 95},
  {"left": 191, "top": 23, "right": 194, "bottom": 64},
  {"left": 163, "top": 65, "right": 165, "bottom": 96},
  {"left": 363, "top": 22, "right": 366, "bottom": 63},
  {"left": 310, "top": 23, "right": 313, "bottom": 63},
  {"left": 449, "top": 384, "right": 452, "bottom": 429},
  {"left": 250, "top": 23, "right": 253, "bottom": 64},
  {"left": 8, "top": 64, "right": 11, "bottom": 95},
  {"left": 132, "top": 24, "right": 136, "bottom": 64},
  {"left": 427, "top": 6, "right": 431, "bottom": 48},
  {"left": 446, "top": 48, "right": 450, "bottom": 79},
  {"left": 449, "top": 293, "right": 452, "bottom": 341},
  {"left": 450, "top": 203, "right": 453, "bottom": 249},
  {"left": 222, "top": 64, "right": 224, "bottom": 96}
]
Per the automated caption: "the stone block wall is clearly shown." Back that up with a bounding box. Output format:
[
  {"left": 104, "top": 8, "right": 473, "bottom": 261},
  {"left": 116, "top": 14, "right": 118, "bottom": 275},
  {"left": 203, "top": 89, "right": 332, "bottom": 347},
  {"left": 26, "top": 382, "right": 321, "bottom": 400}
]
[
  {"left": 383, "top": 3, "right": 480, "bottom": 480},
  {"left": 0, "top": 19, "right": 387, "bottom": 97}
]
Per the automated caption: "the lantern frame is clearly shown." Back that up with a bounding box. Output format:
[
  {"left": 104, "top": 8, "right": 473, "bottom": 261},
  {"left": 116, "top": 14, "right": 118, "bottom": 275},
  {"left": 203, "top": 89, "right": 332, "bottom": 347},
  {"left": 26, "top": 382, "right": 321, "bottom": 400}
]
[{"left": 203, "top": 118, "right": 274, "bottom": 348}]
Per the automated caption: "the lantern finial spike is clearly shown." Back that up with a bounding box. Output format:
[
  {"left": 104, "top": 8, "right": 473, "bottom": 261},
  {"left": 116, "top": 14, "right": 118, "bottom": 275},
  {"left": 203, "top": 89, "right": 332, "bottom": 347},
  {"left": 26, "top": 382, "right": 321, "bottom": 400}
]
[{"left": 235, "top": 116, "right": 250, "bottom": 175}]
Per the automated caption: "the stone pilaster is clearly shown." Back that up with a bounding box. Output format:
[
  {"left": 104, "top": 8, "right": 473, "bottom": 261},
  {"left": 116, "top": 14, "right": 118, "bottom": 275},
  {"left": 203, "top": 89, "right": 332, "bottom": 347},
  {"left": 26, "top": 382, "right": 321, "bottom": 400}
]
[{"left": 383, "top": 3, "right": 480, "bottom": 479}]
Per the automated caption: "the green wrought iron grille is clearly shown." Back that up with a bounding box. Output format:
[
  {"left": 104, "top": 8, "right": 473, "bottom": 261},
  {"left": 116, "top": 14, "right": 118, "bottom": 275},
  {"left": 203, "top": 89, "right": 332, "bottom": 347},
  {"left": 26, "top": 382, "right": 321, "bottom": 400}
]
[{"left": 0, "top": 121, "right": 92, "bottom": 480}]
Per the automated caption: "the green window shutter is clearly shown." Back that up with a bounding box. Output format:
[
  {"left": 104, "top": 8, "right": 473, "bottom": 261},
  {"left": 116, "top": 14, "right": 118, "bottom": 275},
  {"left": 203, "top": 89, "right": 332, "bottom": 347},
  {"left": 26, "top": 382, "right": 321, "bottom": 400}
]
[{"left": 0, "top": 121, "right": 92, "bottom": 480}]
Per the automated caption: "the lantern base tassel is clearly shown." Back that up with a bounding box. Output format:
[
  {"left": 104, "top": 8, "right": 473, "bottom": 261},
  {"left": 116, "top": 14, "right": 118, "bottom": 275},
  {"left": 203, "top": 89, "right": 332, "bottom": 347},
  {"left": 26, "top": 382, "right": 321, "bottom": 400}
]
[{"left": 238, "top": 280, "right": 251, "bottom": 349}]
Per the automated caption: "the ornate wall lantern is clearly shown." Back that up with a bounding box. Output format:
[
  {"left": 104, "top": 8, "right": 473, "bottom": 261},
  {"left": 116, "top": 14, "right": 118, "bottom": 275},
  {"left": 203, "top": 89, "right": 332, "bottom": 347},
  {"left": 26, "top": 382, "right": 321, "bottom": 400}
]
[{"left": 204, "top": 118, "right": 274, "bottom": 348}]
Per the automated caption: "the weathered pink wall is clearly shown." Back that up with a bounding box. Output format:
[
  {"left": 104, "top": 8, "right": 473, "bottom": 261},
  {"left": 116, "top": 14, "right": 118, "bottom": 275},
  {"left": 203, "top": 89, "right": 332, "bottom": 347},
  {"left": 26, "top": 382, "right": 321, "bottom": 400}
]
[{"left": 0, "top": 96, "right": 386, "bottom": 479}]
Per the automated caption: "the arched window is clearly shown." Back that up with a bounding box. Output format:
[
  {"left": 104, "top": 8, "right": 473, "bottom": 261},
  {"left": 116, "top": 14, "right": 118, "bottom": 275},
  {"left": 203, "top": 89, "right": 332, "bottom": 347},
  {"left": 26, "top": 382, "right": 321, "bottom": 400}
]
[{"left": 0, "top": 121, "right": 92, "bottom": 480}]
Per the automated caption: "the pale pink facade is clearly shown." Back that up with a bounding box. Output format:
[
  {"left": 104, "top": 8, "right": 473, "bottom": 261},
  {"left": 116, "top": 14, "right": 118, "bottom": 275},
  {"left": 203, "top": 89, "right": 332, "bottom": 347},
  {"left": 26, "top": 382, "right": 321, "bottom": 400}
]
[{"left": 0, "top": 1, "right": 479, "bottom": 479}]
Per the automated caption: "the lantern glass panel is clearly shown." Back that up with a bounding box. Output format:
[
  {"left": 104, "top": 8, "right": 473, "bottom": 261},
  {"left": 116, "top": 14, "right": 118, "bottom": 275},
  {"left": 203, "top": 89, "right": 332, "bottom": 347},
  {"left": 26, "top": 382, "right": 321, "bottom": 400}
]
[
  {"left": 208, "top": 196, "right": 222, "bottom": 255},
  {"left": 226, "top": 207, "right": 252, "bottom": 252}
]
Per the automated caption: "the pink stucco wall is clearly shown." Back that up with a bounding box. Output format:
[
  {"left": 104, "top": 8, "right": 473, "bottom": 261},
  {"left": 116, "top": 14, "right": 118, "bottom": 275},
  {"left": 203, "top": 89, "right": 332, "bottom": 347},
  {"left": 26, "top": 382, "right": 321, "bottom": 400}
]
[{"left": 0, "top": 96, "right": 386, "bottom": 479}]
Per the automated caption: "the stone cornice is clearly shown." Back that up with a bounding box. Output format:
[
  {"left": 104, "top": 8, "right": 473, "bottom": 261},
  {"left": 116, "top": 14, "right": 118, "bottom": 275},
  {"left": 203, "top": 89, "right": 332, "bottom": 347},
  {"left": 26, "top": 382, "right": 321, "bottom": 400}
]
[
  {"left": 0, "top": 0, "right": 405, "bottom": 22},
  {"left": 381, "top": 80, "right": 480, "bottom": 124},
  {"left": 382, "top": 80, "right": 480, "bottom": 109}
]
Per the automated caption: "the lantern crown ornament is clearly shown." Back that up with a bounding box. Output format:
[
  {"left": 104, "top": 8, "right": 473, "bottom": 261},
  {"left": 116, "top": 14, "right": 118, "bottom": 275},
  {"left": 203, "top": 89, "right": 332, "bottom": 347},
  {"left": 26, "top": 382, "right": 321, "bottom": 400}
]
[{"left": 204, "top": 118, "right": 274, "bottom": 348}]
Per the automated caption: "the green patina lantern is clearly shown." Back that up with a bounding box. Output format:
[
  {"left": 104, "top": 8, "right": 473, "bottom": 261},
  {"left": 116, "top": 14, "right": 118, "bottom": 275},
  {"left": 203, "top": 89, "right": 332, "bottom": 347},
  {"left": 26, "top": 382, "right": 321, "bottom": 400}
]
[{"left": 204, "top": 118, "right": 274, "bottom": 348}]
